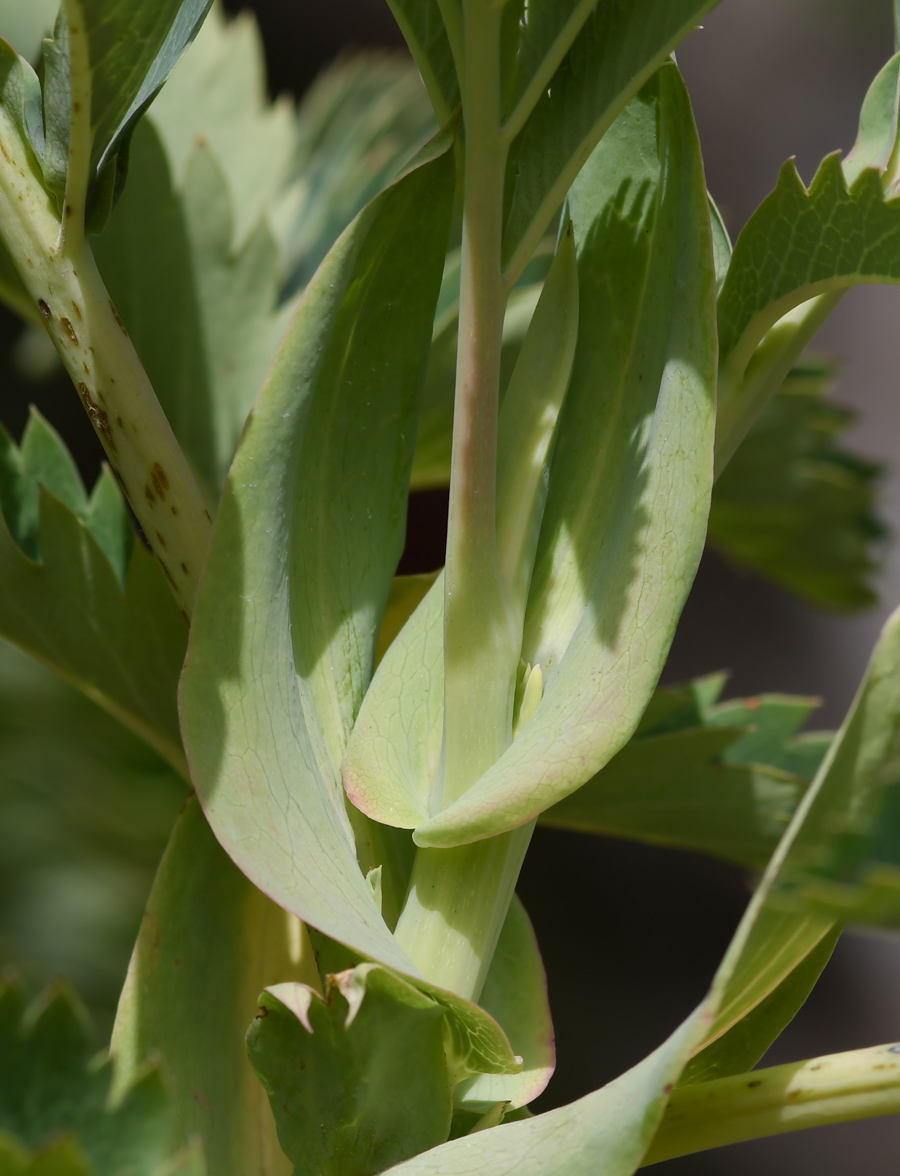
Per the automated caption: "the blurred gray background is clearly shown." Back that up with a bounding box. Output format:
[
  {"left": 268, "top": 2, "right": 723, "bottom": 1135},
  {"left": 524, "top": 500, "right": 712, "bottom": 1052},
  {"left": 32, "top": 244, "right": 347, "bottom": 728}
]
[{"left": 6, "top": 0, "right": 900, "bottom": 1171}]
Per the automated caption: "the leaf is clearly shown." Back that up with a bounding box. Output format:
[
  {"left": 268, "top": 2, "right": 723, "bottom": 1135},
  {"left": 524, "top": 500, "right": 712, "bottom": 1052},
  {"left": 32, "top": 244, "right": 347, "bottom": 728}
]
[
  {"left": 678, "top": 926, "right": 841, "bottom": 1086},
  {"left": 504, "top": 1, "right": 597, "bottom": 132},
  {"left": 179, "top": 135, "right": 455, "bottom": 967},
  {"left": 709, "top": 359, "right": 885, "bottom": 612},
  {"left": 0, "top": 413, "right": 188, "bottom": 775},
  {"left": 500, "top": 0, "right": 720, "bottom": 282},
  {"left": 111, "top": 796, "right": 303, "bottom": 1176},
  {"left": 454, "top": 896, "right": 555, "bottom": 1112},
  {"left": 384, "top": 0, "right": 459, "bottom": 125},
  {"left": 413, "top": 64, "right": 717, "bottom": 848},
  {"left": 248, "top": 969, "right": 453, "bottom": 1176},
  {"left": 92, "top": 117, "right": 291, "bottom": 502},
  {"left": 56, "top": 0, "right": 214, "bottom": 226},
  {"left": 0, "top": 0, "right": 58, "bottom": 62},
  {"left": 375, "top": 574, "right": 439, "bottom": 668},
  {"left": 540, "top": 682, "right": 826, "bottom": 870},
  {"left": 0, "top": 638, "right": 186, "bottom": 1022},
  {"left": 685, "top": 602, "right": 900, "bottom": 1076},
  {"left": 0, "top": 978, "right": 180, "bottom": 1176}
]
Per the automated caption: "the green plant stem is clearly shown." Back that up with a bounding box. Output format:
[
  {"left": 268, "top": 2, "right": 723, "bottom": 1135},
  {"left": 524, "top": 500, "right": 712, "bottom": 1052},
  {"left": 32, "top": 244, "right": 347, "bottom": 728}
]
[
  {"left": 0, "top": 104, "right": 212, "bottom": 618},
  {"left": 642, "top": 1043, "right": 900, "bottom": 1166},
  {"left": 393, "top": 823, "right": 534, "bottom": 1002}
]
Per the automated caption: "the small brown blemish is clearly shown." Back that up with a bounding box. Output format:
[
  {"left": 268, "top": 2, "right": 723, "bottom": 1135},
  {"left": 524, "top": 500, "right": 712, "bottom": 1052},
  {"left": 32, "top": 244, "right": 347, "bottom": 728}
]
[
  {"left": 71, "top": 301, "right": 83, "bottom": 321},
  {"left": 173, "top": 957, "right": 180, "bottom": 966},
  {"left": 116, "top": 415, "right": 124, "bottom": 428},
  {"left": 747, "top": 1080, "right": 762, "bottom": 1088},
  {"left": 204, "top": 509, "right": 212, "bottom": 523},
  {"left": 171, "top": 505, "right": 178, "bottom": 516},
  {"left": 82, "top": 362, "right": 90, "bottom": 377},
  {"left": 155, "top": 530, "right": 167, "bottom": 549},
  {"left": 0, "top": 140, "right": 11, "bottom": 166},
  {"left": 65, "top": 204, "right": 72, "bottom": 217},
  {"left": 60, "top": 316, "right": 78, "bottom": 345},
  {"left": 37, "top": 298, "right": 51, "bottom": 320},
  {"left": 159, "top": 560, "right": 178, "bottom": 590},
  {"left": 181, "top": 561, "right": 189, "bottom": 575},
  {"left": 144, "top": 483, "right": 156, "bottom": 507},
  {"left": 256, "top": 1006, "right": 269, "bottom": 1020},
  {"left": 109, "top": 299, "right": 128, "bottom": 335},
  {"left": 77, "top": 381, "right": 116, "bottom": 453},
  {"left": 73, "top": 101, "right": 81, "bottom": 113},
  {"left": 151, "top": 463, "right": 169, "bottom": 500},
  {"left": 663, "top": 1084, "right": 673, "bottom": 1096}
]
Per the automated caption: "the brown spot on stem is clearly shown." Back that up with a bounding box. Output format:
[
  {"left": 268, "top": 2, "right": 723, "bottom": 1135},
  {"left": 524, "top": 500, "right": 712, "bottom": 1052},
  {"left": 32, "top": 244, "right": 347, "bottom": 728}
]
[
  {"left": 151, "top": 463, "right": 169, "bottom": 500},
  {"left": 77, "top": 382, "right": 116, "bottom": 453},
  {"left": 144, "top": 484, "right": 156, "bottom": 507},
  {"left": 82, "top": 363, "right": 90, "bottom": 376},
  {"left": 747, "top": 1080, "right": 762, "bottom": 1088},
  {"left": 181, "top": 562, "right": 189, "bottom": 575},
  {"left": 73, "top": 101, "right": 81, "bottom": 113},
  {"left": 109, "top": 300, "right": 128, "bottom": 335},
  {"left": 204, "top": 510, "right": 212, "bottom": 523},
  {"left": 159, "top": 560, "right": 178, "bottom": 590},
  {"left": 60, "top": 317, "right": 78, "bottom": 345},
  {"left": 37, "top": 299, "right": 51, "bottom": 320},
  {"left": 0, "top": 140, "right": 11, "bottom": 166},
  {"left": 71, "top": 301, "right": 82, "bottom": 321},
  {"left": 170, "top": 505, "right": 178, "bottom": 516},
  {"left": 116, "top": 415, "right": 123, "bottom": 428},
  {"left": 156, "top": 530, "right": 167, "bottom": 549}
]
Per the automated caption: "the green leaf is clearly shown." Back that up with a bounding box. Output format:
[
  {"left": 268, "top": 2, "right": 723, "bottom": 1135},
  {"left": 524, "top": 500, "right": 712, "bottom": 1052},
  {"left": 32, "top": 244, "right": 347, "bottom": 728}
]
[
  {"left": 384, "top": 0, "right": 459, "bottom": 125},
  {"left": 0, "top": 978, "right": 180, "bottom": 1176},
  {"left": 0, "top": 638, "right": 186, "bottom": 1023},
  {"left": 248, "top": 969, "right": 453, "bottom": 1176},
  {"left": 413, "top": 64, "right": 717, "bottom": 848},
  {"left": 540, "top": 684, "right": 825, "bottom": 870},
  {"left": 111, "top": 795, "right": 304, "bottom": 1176},
  {"left": 454, "top": 896, "right": 554, "bottom": 1112},
  {"left": 57, "top": 0, "right": 213, "bottom": 227},
  {"left": 501, "top": 0, "right": 720, "bottom": 282},
  {"left": 716, "top": 52, "right": 900, "bottom": 468},
  {"left": 504, "top": 1, "right": 597, "bottom": 132},
  {"left": 684, "top": 602, "right": 900, "bottom": 1076},
  {"left": 678, "top": 926, "right": 841, "bottom": 1086},
  {"left": 0, "top": 0, "right": 58, "bottom": 62},
  {"left": 375, "top": 574, "right": 440, "bottom": 668},
  {"left": 93, "top": 117, "right": 291, "bottom": 502},
  {"left": 179, "top": 135, "right": 455, "bottom": 967},
  {"left": 709, "top": 359, "right": 885, "bottom": 612},
  {"left": 0, "top": 414, "right": 187, "bottom": 775}
]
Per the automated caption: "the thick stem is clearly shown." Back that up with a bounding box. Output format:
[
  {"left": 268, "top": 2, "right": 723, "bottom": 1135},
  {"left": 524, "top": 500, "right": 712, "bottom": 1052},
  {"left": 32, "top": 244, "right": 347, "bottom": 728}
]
[
  {"left": 393, "top": 824, "right": 534, "bottom": 1002},
  {"left": 643, "top": 1043, "right": 900, "bottom": 1166},
  {"left": 0, "top": 105, "right": 211, "bottom": 618}
]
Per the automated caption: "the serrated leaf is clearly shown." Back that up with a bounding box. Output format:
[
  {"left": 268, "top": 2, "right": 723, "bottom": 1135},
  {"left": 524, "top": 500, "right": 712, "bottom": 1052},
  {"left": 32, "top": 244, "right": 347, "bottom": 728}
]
[
  {"left": 0, "top": 416, "right": 187, "bottom": 774},
  {"left": 384, "top": 0, "right": 459, "bottom": 125},
  {"left": 248, "top": 969, "right": 453, "bottom": 1176},
  {"left": 709, "top": 359, "right": 885, "bottom": 612},
  {"left": 500, "top": 0, "right": 720, "bottom": 283},
  {"left": 111, "top": 795, "right": 302, "bottom": 1176},
  {"left": 539, "top": 687, "right": 824, "bottom": 870},
  {"left": 92, "top": 117, "right": 291, "bottom": 502},
  {"left": 179, "top": 135, "right": 455, "bottom": 968},
  {"left": 412, "top": 64, "right": 717, "bottom": 848},
  {"left": 0, "top": 979, "right": 177, "bottom": 1176}
]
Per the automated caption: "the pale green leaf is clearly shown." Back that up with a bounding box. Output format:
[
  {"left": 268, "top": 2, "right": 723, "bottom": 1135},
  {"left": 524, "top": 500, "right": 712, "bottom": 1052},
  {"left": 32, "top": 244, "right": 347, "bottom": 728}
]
[
  {"left": 709, "top": 359, "right": 885, "bottom": 613},
  {"left": 385, "top": 0, "right": 459, "bottom": 125},
  {"left": 248, "top": 969, "right": 452, "bottom": 1176},
  {"left": 455, "top": 896, "right": 554, "bottom": 1112},
  {"left": 0, "top": 979, "right": 181, "bottom": 1176},
  {"left": 501, "top": 0, "right": 720, "bottom": 282},
  {"left": 375, "top": 574, "right": 439, "bottom": 669},
  {"left": 414, "top": 64, "right": 717, "bottom": 848},
  {"left": 179, "top": 136, "right": 455, "bottom": 967},
  {"left": 110, "top": 796, "right": 301, "bottom": 1176},
  {"left": 93, "top": 117, "right": 290, "bottom": 502},
  {"left": 0, "top": 415, "right": 187, "bottom": 775}
]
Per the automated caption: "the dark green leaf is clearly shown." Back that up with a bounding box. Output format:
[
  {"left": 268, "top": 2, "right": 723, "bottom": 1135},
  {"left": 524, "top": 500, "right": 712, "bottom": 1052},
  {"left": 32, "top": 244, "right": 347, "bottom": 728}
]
[
  {"left": 248, "top": 969, "right": 453, "bottom": 1176},
  {"left": 384, "top": 0, "right": 459, "bottom": 124},
  {"left": 0, "top": 414, "right": 187, "bottom": 774},
  {"left": 709, "top": 360, "right": 885, "bottom": 612}
]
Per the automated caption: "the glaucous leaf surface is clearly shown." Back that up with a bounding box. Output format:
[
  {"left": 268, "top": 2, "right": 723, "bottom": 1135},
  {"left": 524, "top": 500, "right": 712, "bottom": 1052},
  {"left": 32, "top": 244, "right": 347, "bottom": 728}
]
[
  {"left": 709, "top": 359, "right": 885, "bottom": 612},
  {"left": 500, "top": 0, "right": 720, "bottom": 282},
  {"left": 93, "top": 118, "right": 290, "bottom": 503},
  {"left": 179, "top": 136, "right": 454, "bottom": 968},
  {"left": 541, "top": 678, "right": 828, "bottom": 869},
  {"left": 111, "top": 797, "right": 302, "bottom": 1176},
  {"left": 412, "top": 64, "right": 717, "bottom": 848},
  {"left": 248, "top": 968, "right": 453, "bottom": 1176},
  {"left": 0, "top": 413, "right": 187, "bottom": 774},
  {"left": 0, "top": 978, "right": 185, "bottom": 1176},
  {"left": 384, "top": 0, "right": 459, "bottom": 124},
  {"left": 0, "top": 639, "right": 185, "bottom": 1031}
]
